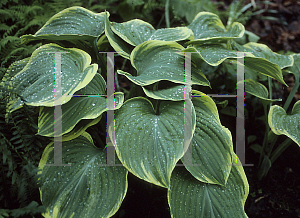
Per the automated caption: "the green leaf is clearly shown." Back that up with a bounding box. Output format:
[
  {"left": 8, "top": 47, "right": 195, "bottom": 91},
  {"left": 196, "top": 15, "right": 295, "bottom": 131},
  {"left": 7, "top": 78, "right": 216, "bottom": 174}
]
[
  {"left": 114, "top": 97, "right": 196, "bottom": 188},
  {"left": 110, "top": 19, "right": 154, "bottom": 45},
  {"left": 111, "top": 19, "right": 193, "bottom": 46},
  {"left": 168, "top": 155, "right": 249, "bottom": 218},
  {"left": 8, "top": 43, "right": 98, "bottom": 112},
  {"left": 0, "top": 209, "right": 9, "bottom": 217},
  {"left": 183, "top": 45, "right": 243, "bottom": 66},
  {"left": 181, "top": 91, "right": 234, "bottom": 186},
  {"left": 38, "top": 132, "right": 128, "bottom": 218},
  {"left": 38, "top": 74, "right": 124, "bottom": 137},
  {"left": 268, "top": 101, "right": 300, "bottom": 146},
  {"left": 234, "top": 30, "right": 260, "bottom": 45},
  {"left": 215, "top": 99, "right": 228, "bottom": 108},
  {"left": 21, "top": 7, "right": 107, "bottom": 44},
  {"left": 118, "top": 40, "right": 210, "bottom": 87},
  {"left": 149, "top": 27, "right": 193, "bottom": 41},
  {"left": 188, "top": 12, "right": 244, "bottom": 41},
  {"left": 142, "top": 81, "right": 185, "bottom": 101},
  {"left": 232, "top": 41, "right": 294, "bottom": 69},
  {"left": 117, "top": 0, "right": 142, "bottom": 21},
  {"left": 170, "top": 0, "right": 218, "bottom": 24},
  {"left": 244, "top": 57, "right": 287, "bottom": 86},
  {"left": 250, "top": 144, "right": 263, "bottom": 154},
  {"left": 59, "top": 116, "right": 102, "bottom": 142},
  {"left": 187, "top": 45, "right": 287, "bottom": 85},
  {"left": 257, "top": 155, "right": 272, "bottom": 180},
  {"left": 288, "top": 54, "right": 300, "bottom": 80},
  {"left": 240, "top": 79, "right": 281, "bottom": 102},
  {"left": 104, "top": 12, "right": 134, "bottom": 59},
  {"left": 224, "top": 59, "right": 276, "bottom": 82},
  {"left": 126, "top": 0, "right": 144, "bottom": 7}
]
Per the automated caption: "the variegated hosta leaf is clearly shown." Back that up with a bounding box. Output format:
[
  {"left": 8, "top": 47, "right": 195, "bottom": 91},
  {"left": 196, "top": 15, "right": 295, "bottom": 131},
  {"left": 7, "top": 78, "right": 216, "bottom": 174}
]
[
  {"left": 7, "top": 43, "right": 98, "bottom": 112},
  {"left": 232, "top": 41, "right": 293, "bottom": 69},
  {"left": 240, "top": 79, "right": 282, "bottom": 103},
  {"left": 114, "top": 97, "right": 196, "bottom": 188},
  {"left": 39, "top": 132, "right": 128, "bottom": 218},
  {"left": 243, "top": 57, "right": 287, "bottom": 86},
  {"left": 104, "top": 12, "right": 134, "bottom": 59},
  {"left": 110, "top": 19, "right": 193, "bottom": 46},
  {"left": 268, "top": 101, "right": 300, "bottom": 146},
  {"left": 112, "top": 19, "right": 155, "bottom": 46},
  {"left": 21, "top": 7, "right": 107, "bottom": 44},
  {"left": 38, "top": 73, "right": 124, "bottom": 137},
  {"left": 291, "top": 54, "right": 300, "bottom": 78},
  {"left": 234, "top": 30, "right": 260, "bottom": 45},
  {"left": 118, "top": 40, "right": 210, "bottom": 87},
  {"left": 185, "top": 45, "right": 287, "bottom": 85},
  {"left": 187, "top": 12, "right": 244, "bottom": 41},
  {"left": 59, "top": 115, "right": 102, "bottom": 142},
  {"left": 183, "top": 45, "right": 245, "bottom": 66},
  {"left": 168, "top": 155, "right": 249, "bottom": 218},
  {"left": 181, "top": 91, "right": 234, "bottom": 186},
  {"left": 142, "top": 82, "right": 185, "bottom": 101},
  {"left": 284, "top": 54, "right": 300, "bottom": 83},
  {"left": 148, "top": 27, "right": 193, "bottom": 41},
  {"left": 224, "top": 59, "right": 278, "bottom": 83}
]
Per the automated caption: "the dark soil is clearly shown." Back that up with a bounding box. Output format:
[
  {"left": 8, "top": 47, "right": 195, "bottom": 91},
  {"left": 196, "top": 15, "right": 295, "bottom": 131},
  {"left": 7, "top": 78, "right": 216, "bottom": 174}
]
[
  {"left": 245, "top": 144, "right": 300, "bottom": 218},
  {"left": 245, "top": 0, "right": 300, "bottom": 53}
]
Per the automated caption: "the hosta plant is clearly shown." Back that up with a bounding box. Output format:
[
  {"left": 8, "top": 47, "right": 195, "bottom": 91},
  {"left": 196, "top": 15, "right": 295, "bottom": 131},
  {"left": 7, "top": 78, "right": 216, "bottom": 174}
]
[{"left": 1, "top": 6, "right": 299, "bottom": 218}]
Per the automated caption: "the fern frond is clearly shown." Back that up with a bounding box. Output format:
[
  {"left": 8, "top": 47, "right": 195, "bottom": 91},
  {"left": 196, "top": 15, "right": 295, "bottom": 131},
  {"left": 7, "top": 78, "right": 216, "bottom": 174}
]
[
  {"left": 2, "top": 24, "right": 19, "bottom": 38},
  {"left": 0, "top": 9, "right": 14, "bottom": 22},
  {"left": 46, "top": 0, "right": 83, "bottom": 13},
  {"left": 0, "top": 0, "right": 9, "bottom": 8},
  {"left": 0, "top": 36, "right": 20, "bottom": 50},
  {"left": 0, "top": 24, "right": 10, "bottom": 32},
  {"left": 15, "top": 18, "right": 45, "bottom": 36},
  {"left": 8, "top": 5, "right": 44, "bottom": 20},
  {"left": 17, "top": 162, "right": 41, "bottom": 207},
  {"left": 10, "top": 201, "right": 45, "bottom": 218}
]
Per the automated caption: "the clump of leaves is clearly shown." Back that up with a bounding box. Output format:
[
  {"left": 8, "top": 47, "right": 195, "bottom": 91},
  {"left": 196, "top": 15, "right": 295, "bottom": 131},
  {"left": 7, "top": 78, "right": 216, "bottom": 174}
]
[{"left": 2, "top": 4, "right": 300, "bottom": 218}]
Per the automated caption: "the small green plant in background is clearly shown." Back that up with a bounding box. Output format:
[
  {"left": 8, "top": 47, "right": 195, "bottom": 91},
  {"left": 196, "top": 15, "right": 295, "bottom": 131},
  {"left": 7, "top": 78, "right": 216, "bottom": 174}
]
[
  {"left": 248, "top": 54, "right": 300, "bottom": 180},
  {"left": 1, "top": 2, "right": 299, "bottom": 218}
]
